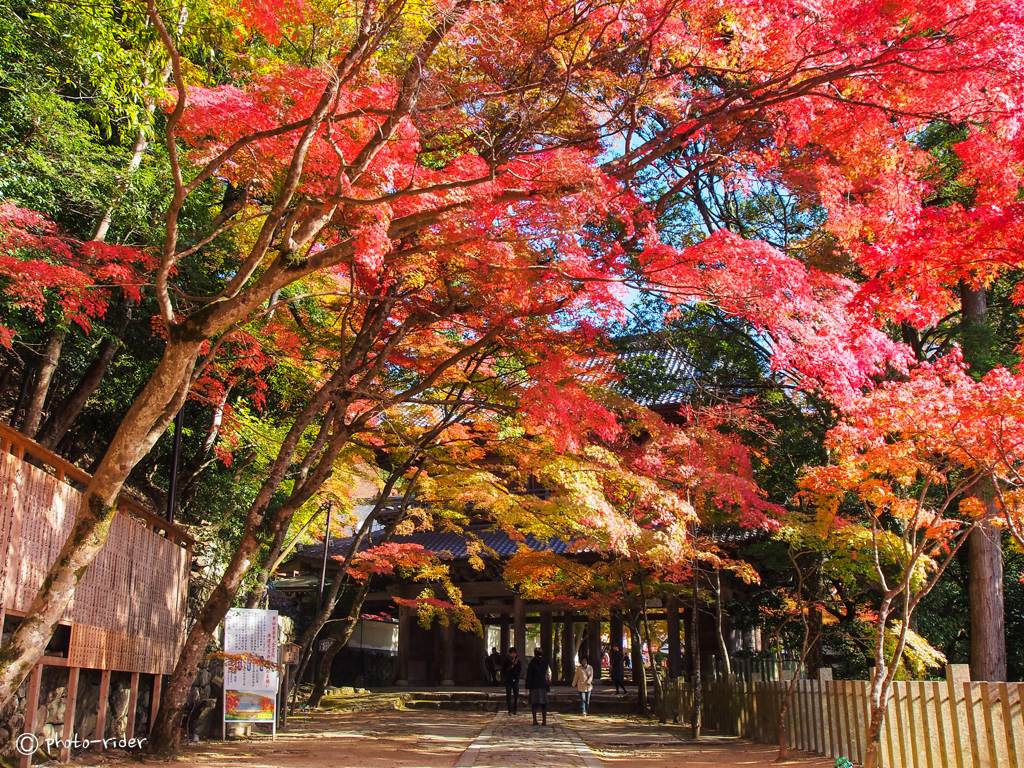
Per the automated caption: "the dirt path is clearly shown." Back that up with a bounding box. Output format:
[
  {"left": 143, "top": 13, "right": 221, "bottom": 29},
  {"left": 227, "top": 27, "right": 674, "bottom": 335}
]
[
  {"left": 71, "top": 709, "right": 836, "bottom": 768},
  {"left": 71, "top": 710, "right": 491, "bottom": 768},
  {"left": 566, "top": 714, "right": 836, "bottom": 768}
]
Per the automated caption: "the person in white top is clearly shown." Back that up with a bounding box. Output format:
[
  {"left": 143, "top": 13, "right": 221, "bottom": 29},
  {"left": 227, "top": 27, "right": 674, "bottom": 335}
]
[{"left": 571, "top": 656, "right": 595, "bottom": 715}]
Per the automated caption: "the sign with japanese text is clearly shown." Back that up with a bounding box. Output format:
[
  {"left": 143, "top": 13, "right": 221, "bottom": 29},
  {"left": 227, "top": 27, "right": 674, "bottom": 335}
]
[{"left": 223, "top": 608, "right": 279, "bottom": 723}]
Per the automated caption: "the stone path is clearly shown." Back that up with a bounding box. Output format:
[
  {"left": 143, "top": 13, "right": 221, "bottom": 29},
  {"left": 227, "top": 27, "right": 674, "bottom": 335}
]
[{"left": 455, "top": 712, "right": 603, "bottom": 768}]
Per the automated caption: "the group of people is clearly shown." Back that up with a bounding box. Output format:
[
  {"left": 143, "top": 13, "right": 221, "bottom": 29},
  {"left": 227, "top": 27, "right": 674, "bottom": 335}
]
[{"left": 491, "top": 645, "right": 618, "bottom": 722}]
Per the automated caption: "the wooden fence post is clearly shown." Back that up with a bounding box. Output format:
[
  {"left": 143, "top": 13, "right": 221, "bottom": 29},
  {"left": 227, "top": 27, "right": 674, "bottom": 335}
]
[
  {"left": 818, "top": 668, "right": 832, "bottom": 757},
  {"left": 94, "top": 669, "right": 111, "bottom": 744},
  {"left": 126, "top": 672, "right": 140, "bottom": 741},
  {"left": 19, "top": 663, "right": 42, "bottom": 768},
  {"left": 61, "top": 667, "right": 80, "bottom": 763},
  {"left": 946, "top": 664, "right": 972, "bottom": 768}
]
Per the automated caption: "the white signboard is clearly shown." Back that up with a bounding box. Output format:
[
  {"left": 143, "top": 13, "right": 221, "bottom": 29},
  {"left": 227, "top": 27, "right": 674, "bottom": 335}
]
[{"left": 223, "top": 608, "right": 279, "bottom": 735}]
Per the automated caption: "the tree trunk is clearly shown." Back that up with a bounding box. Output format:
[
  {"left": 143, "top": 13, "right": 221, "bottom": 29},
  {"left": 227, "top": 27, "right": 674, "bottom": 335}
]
[
  {"left": 630, "top": 616, "right": 649, "bottom": 717},
  {"left": 959, "top": 281, "right": 1007, "bottom": 682},
  {"left": 291, "top": 469, "right": 409, "bottom": 689},
  {"left": 777, "top": 675, "right": 799, "bottom": 759},
  {"left": 712, "top": 569, "right": 732, "bottom": 678},
  {"left": 690, "top": 564, "right": 702, "bottom": 740},
  {"left": 21, "top": 324, "right": 67, "bottom": 438},
  {"left": 307, "top": 580, "right": 374, "bottom": 707},
  {"left": 36, "top": 338, "right": 119, "bottom": 449},
  {"left": 150, "top": 416, "right": 350, "bottom": 750},
  {"left": 862, "top": 693, "right": 889, "bottom": 768},
  {"left": 0, "top": 361, "right": 14, "bottom": 398},
  {"left": 245, "top": 505, "right": 327, "bottom": 609},
  {"left": 0, "top": 337, "right": 203, "bottom": 708},
  {"left": 10, "top": 359, "right": 34, "bottom": 430},
  {"left": 637, "top": 572, "right": 665, "bottom": 723},
  {"left": 969, "top": 522, "right": 1006, "bottom": 680}
]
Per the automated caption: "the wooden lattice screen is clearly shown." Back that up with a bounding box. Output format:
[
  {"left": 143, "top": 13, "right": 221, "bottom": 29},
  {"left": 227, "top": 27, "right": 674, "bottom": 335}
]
[{"left": 0, "top": 435, "right": 190, "bottom": 675}]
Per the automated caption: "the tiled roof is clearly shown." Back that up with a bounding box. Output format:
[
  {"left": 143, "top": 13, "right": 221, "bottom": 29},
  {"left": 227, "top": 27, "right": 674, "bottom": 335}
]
[
  {"left": 577, "top": 344, "right": 695, "bottom": 408},
  {"left": 294, "top": 525, "right": 768, "bottom": 564},
  {"left": 295, "top": 526, "right": 575, "bottom": 563},
  {"left": 613, "top": 346, "right": 695, "bottom": 407}
]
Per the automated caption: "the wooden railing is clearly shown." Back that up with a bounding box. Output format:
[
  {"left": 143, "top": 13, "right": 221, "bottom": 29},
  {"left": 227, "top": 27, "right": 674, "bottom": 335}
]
[{"left": 663, "top": 664, "right": 1024, "bottom": 768}]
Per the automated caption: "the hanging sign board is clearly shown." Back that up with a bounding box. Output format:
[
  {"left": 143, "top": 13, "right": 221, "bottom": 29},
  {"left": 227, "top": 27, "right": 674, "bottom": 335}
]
[{"left": 223, "top": 608, "right": 279, "bottom": 737}]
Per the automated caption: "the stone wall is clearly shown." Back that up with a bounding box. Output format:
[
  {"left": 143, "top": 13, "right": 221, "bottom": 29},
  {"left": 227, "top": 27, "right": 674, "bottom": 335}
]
[
  {"left": 185, "top": 657, "right": 224, "bottom": 740},
  {"left": 0, "top": 667, "right": 155, "bottom": 764}
]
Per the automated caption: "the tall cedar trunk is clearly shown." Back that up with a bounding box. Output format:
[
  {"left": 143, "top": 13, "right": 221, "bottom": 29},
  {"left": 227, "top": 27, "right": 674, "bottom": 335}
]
[
  {"left": 959, "top": 281, "right": 1007, "bottom": 682},
  {"left": 36, "top": 338, "right": 118, "bottom": 449},
  {"left": 0, "top": 337, "right": 203, "bottom": 707},
  {"left": 20, "top": 325, "right": 67, "bottom": 438},
  {"left": 307, "top": 579, "right": 374, "bottom": 706},
  {"left": 150, "top": 413, "right": 349, "bottom": 751},
  {"left": 690, "top": 564, "right": 702, "bottom": 739}
]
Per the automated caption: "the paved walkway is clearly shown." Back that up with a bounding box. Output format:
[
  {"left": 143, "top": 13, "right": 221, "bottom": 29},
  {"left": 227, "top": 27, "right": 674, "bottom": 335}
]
[{"left": 455, "top": 712, "right": 602, "bottom": 768}]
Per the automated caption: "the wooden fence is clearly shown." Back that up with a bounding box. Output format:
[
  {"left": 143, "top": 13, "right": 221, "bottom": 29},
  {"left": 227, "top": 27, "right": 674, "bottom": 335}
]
[
  {"left": 664, "top": 664, "right": 1024, "bottom": 768},
  {"left": 0, "top": 423, "right": 193, "bottom": 765}
]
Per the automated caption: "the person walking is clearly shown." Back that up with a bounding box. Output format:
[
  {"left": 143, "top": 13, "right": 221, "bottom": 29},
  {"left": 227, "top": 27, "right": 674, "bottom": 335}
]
[
  {"left": 488, "top": 647, "right": 503, "bottom": 684},
  {"left": 610, "top": 644, "right": 626, "bottom": 694},
  {"left": 572, "top": 655, "right": 595, "bottom": 715},
  {"left": 502, "top": 647, "right": 522, "bottom": 715},
  {"left": 525, "top": 647, "right": 551, "bottom": 726}
]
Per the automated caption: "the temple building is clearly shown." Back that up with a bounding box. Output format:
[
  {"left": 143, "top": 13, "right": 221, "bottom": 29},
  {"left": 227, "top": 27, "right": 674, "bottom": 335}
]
[
  {"left": 274, "top": 521, "right": 765, "bottom": 687},
  {"left": 273, "top": 343, "right": 767, "bottom": 687}
]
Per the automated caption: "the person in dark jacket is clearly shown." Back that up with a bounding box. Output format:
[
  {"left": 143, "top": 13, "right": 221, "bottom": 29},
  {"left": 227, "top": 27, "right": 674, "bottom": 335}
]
[
  {"left": 525, "top": 647, "right": 551, "bottom": 725},
  {"left": 501, "top": 648, "right": 522, "bottom": 714},
  {"left": 488, "top": 647, "right": 502, "bottom": 684},
  {"left": 610, "top": 644, "right": 626, "bottom": 694}
]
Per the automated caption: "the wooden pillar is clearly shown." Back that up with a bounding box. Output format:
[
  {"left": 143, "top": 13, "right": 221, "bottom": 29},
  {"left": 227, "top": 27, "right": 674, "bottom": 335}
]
[
  {"left": 609, "top": 613, "right": 623, "bottom": 650},
  {"left": 441, "top": 618, "right": 456, "bottom": 685},
  {"left": 60, "top": 667, "right": 80, "bottom": 762},
  {"left": 94, "top": 669, "right": 111, "bottom": 743},
  {"left": 513, "top": 597, "right": 526, "bottom": 656},
  {"left": 499, "top": 613, "right": 511, "bottom": 654},
  {"left": 562, "top": 613, "right": 576, "bottom": 682},
  {"left": 395, "top": 604, "right": 411, "bottom": 685},
  {"left": 629, "top": 626, "right": 643, "bottom": 683},
  {"left": 125, "top": 672, "right": 140, "bottom": 741},
  {"left": 667, "top": 597, "right": 681, "bottom": 679},
  {"left": 149, "top": 674, "right": 162, "bottom": 736},
  {"left": 540, "top": 611, "right": 553, "bottom": 665},
  {"left": 587, "top": 615, "right": 602, "bottom": 680},
  {"left": 19, "top": 664, "right": 42, "bottom": 768}
]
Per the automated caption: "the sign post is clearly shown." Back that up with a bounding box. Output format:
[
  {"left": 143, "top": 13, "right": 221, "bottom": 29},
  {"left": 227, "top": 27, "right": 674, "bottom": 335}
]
[{"left": 223, "top": 608, "right": 279, "bottom": 740}]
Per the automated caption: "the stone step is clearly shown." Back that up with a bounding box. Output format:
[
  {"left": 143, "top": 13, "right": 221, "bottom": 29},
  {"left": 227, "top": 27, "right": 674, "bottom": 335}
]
[{"left": 405, "top": 697, "right": 638, "bottom": 714}]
